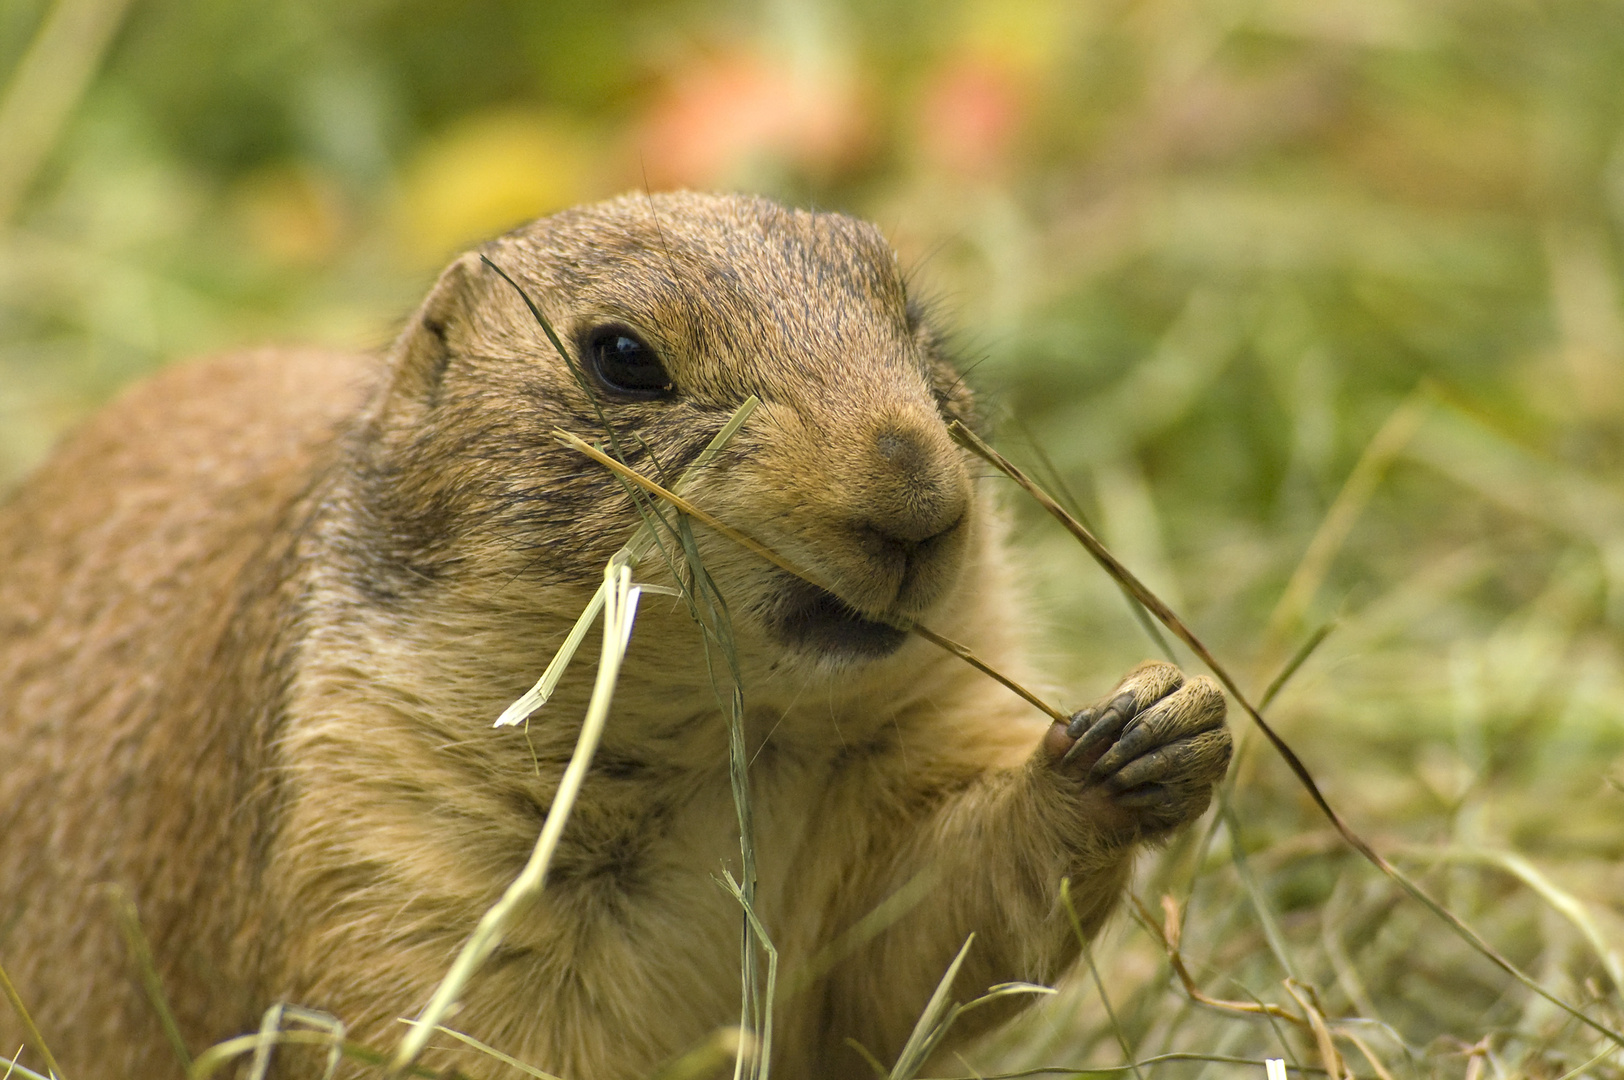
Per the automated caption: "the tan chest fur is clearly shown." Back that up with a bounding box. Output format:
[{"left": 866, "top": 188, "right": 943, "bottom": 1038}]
[{"left": 0, "top": 192, "right": 1230, "bottom": 1080}]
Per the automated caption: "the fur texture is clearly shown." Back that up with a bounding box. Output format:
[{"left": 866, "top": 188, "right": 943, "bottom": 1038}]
[{"left": 0, "top": 192, "right": 1231, "bottom": 1079}]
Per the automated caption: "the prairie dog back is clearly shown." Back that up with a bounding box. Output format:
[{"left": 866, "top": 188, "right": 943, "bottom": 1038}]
[{"left": 0, "top": 349, "right": 374, "bottom": 1069}]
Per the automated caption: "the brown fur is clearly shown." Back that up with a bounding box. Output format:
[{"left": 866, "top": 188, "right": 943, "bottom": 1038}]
[{"left": 0, "top": 192, "right": 1231, "bottom": 1079}]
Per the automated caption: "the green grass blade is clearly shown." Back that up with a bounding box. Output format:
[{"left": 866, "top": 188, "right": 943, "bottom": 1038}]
[
  {"left": 954, "top": 421, "right": 1624, "bottom": 1050},
  {"left": 890, "top": 935, "right": 975, "bottom": 1080},
  {"left": 0, "top": 957, "right": 63, "bottom": 1080},
  {"left": 393, "top": 565, "right": 644, "bottom": 1072},
  {"left": 397, "top": 1020, "right": 565, "bottom": 1080},
  {"left": 106, "top": 885, "right": 190, "bottom": 1071},
  {"left": 493, "top": 396, "right": 758, "bottom": 727}
]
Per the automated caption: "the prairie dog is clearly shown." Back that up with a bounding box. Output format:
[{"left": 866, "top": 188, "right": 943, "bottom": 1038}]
[{"left": 0, "top": 192, "right": 1231, "bottom": 1078}]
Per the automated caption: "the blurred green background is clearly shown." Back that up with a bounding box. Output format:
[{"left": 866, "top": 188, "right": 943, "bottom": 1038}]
[{"left": 3, "top": 0, "right": 1623, "bottom": 1075}]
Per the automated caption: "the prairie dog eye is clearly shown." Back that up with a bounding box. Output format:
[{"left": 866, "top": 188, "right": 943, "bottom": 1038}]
[{"left": 584, "top": 324, "right": 672, "bottom": 398}]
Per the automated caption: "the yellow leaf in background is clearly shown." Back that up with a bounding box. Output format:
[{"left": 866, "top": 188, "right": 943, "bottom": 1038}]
[
  {"left": 398, "top": 108, "right": 597, "bottom": 264},
  {"left": 956, "top": 0, "right": 1077, "bottom": 73}
]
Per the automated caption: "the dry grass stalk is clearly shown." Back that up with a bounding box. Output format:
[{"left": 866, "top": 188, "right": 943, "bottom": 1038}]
[
  {"left": 1058, "top": 880, "right": 1144, "bottom": 1080},
  {"left": 494, "top": 397, "right": 761, "bottom": 728},
  {"left": 556, "top": 432, "right": 1067, "bottom": 723},
  {"left": 1462, "top": 1037, "right": 1490, "bottom": 1080},
  {"left": 487, "top": 263, "right": 779, "bottom": 1080},
  {"left": 397, "top": 1020, "right": 564, "bottom": 1080},
  {"left": 1261, "top": 391, "right": 1431, "bottom": 663},
  {"left": 248, "top": 1005, "right": 344, "bottom": 1080},
  {"left": 1130, "top": 894, "right": 1296, "bottom": 1024},
  {"left": 0, "top": 1052, "right": 53, "bottom": 1080},
  {"left": 920, "top": 1053, "right": 1333, "bottom": 1077},
  {"left": 879, "top": 934, "right": 1054, "bottom": 1080},
  {"left": 106, "top": 885, "right": 191, "bottom": 1071},
  {"left": 718, "top": 870, "right": 776, "bottom": 1080},
  {"left": 1338, "top": 1032, "right": 1396, "bottom": 1080},
  {"left": 0, "top": 955, "right": 62, "bottom": 1080},
  {"left": 556, "top": 432, "right": 809, "bottom": 585},
  {"left": 1129, "top": 893, "right": 1398, "bottom": 1080},
  {"left": 191, "top": 1030, "right": 463, "bottom": 1080},
  {"left": 645, "top": 1029, "right": 755, "bottom": 1080},
  {"left": 0, "top": 0, "right": 135, "bottom": 225},
  {"left": 1282, "top": 981, "right": 1344, "bottom": 1080},
  {"left": 778, "top": 868, "right": 938, "bottom": 1003},
  {"left": 1391, "top": 846, "right": 1624, "bottom": 993},
  {"left": 389, "top": 564, "right": 646, "bottom": 1074},
  {"left": 1258, "top": 621, "right": 1335, "bottom": 711}
]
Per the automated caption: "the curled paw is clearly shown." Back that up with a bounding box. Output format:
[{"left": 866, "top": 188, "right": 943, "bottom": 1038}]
[{"left": 1045, "top": 661, "right": 1231, "bottom": 838}]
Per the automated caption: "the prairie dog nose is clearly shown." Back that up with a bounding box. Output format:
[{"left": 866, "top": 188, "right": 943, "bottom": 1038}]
[{"left": 863, "top": 422, "right": 969, "bottom": 546}]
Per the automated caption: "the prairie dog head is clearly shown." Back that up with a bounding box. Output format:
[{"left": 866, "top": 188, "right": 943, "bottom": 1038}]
[{"left": 360, "top": 191, "right": 985, "bottom": 676}]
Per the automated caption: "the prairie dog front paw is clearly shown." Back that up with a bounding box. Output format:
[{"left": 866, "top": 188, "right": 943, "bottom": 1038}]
[{"left": 1043, "top": 661, "right": 1231, "bottom": 839}]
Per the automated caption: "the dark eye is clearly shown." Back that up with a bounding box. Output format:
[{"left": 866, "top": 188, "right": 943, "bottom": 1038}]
[{"left": 583, "top": 325, "right": 673, "bottom": 398}]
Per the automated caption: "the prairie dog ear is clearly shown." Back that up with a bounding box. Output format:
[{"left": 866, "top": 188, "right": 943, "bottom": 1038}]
[{"left": 387, "top": 252, "right": 485, "bottom": 404}]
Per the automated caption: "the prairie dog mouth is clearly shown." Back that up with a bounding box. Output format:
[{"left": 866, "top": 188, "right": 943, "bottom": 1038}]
[{"left": 768, "top": 580, "right": 909, "bottom": 661}]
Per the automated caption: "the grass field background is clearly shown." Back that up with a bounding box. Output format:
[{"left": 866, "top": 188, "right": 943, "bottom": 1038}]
[{"left": 2, "top": 0, "right": 1623, "bottom": 1076}]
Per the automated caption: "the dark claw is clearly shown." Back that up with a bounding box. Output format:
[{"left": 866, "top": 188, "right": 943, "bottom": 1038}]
[
  {"left": 1104, "top": 742, "right": 1186, "bottom": 791},
  {"left": 1088, "top": 709, "right": 1166, "bottom": 782},
  {"left": 1112, "top": 783, "right": 1175, "bottom": 811},
  {"left": 1061, "top": 692, "right": 1138, "bottom": 765}
]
